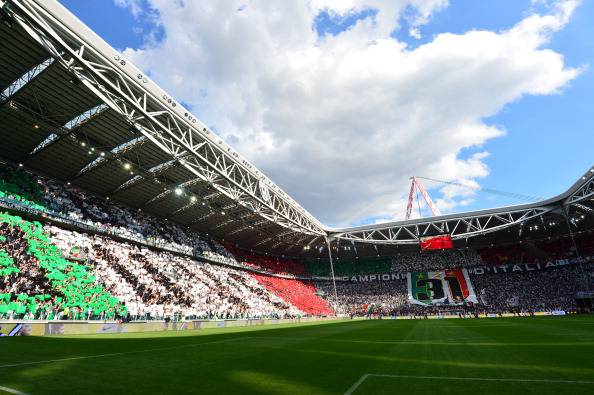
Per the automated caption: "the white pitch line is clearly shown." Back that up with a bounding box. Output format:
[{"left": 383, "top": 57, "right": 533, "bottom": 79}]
[
  {"left": 0, "top": 386, "right": 30, "bottom": 395},
  {"left": 0, "top": 336, "right": 251, "bottom": 369},
  {"left": 344, "top": 374, "right": 370, "bottom": 395},
  {"left": 344, "top": 373, "right": 594, "bottom": 394}
]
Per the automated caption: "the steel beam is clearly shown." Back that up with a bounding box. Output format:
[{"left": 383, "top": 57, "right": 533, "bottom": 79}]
[
  {"left": 331, "top": 207, "right": 554, "bottom": 245},
  {"left": 4, "top": 0, "right": 325, "bottom": 237}
]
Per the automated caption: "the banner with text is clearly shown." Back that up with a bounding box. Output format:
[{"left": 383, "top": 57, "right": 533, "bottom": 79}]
[{"left": 408, "top": 268, "right": 478, "bottom": 306}]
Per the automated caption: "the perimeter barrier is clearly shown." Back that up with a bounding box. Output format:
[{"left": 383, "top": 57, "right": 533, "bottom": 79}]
[{"left": 0, "top": 316, "right": 347, "bottom": 336}]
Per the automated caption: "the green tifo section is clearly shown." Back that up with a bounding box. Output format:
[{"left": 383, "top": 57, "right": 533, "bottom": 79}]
[
  {"left": 1, "top": 316, "right": 594, "bottom": 395},
  {"left": 0, "top": 165, "right": 46, "bottom": 211},
  {"left": 305, "top": 256, "right": 391, "bottom": 277},
  {"left": 0, "top": 212, "right": 125, "bottom": 319}
]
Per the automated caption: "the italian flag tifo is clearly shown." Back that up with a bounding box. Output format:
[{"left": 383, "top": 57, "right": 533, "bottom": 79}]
[{"left": 407, "top": 268, "right": 478, "bottom": 306}]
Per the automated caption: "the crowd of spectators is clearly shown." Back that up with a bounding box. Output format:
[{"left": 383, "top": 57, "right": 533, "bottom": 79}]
[
  {"left": 390, "top": 249, "right": 483, "bottom": 273},
  {"left": 471, "top": 265, "right": 590, "bottom": 312},
  {"left": 315, "top": 262, "right": 592, "bottom": 316},
  {"left": 228, "top": 246, "right": 309, "bottom": 276},
  {"left": 306, "top": 256, "right": 392, "bottom": 278},
  {"left": 0, "top": 217, "right": 55, "bottom": 319},
  {"left": 314, "top": 245, "right": 592, "bottom": 316},
  {"left": 0, "top": 164, "right": 240, "bottom": 267},
  {"left": 227, "top": 246, "right": 333, "bottom": 315},
  {"left": 0, "top": 166, "right": 46, "bottom": 212},
  {"left": 0, "top": 213, "right": 125, "bottom": 320},
  {"left": 304, "top": 250, "right": 482, "bottom": 279},
  {"left": 479, "top": 236, "right": 594, "bottom": 266},
  {"left": 48, "top": 226, "right": 305, "bottom": 320},
  {"left": 317, "top": 280, "right": 408, "bottom": 314},
  {"left": 0, "top": 164, "right": 330, "bottom": 320},
  {"left": 1, "top": 163, "right": 593, "bottom": 321}
]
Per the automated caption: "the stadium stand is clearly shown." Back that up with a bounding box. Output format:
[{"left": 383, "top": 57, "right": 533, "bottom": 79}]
[
  {"left": 305, "top": 257, "right": 392, "bottom": 277},
  {"left": 0, "top": 212, "right": 125, "bottom": 320},
  {"left": 313, "top": 243, "right": 594, "bottom": 316},
  {"left": 233, "top": 249, "right": 310, "bottom": 277},
  {"left": 0, "top": 164, "right": 318, "bottom": 319},
  {"left": 390, "top": 249, "right": 483, "bottom": 272},
  {"left": 250, "top": 273, "right": 333, "bottom": 315},
  {"left": 471, "top": 265, "right": 588, "bottom": 312},
  {"left": 227, "top": 246, "right": 333, "bottom": 315},
  {"left": 317, "top": 280, "right": 409, "bottom": 312},
  {"left": 1, "top": 163, "right": 593, "bottom": 321},
  {"left": 479, "top": 236, "right": 594, "bottom": 265},
  {"left": 0, "top": 166, "right": 46, "bottom": 211},
  {"left": 0, "top": 163, "right": 236, "bottom": 263},
  {"left": 0, "top": 3, "right": 593, "bottom": 393},
  {"left": 318, "top": 261, "right": 592, "bottom": 317},
  {"left": 304, "top": 250, "right": 483, "bottom": 278},
  {"left": 48, "top": 226, "right": 303, "bottom": 319}
]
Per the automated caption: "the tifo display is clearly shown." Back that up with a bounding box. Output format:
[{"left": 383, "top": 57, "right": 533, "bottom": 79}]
[
  {"left": 0, "top": 164, "right": 592, "bottom": 322},
  {"left": 407, "top": 269, "right": 478, "bottom": 306},
  {"left": 0, "top": 2, "right": 592, "bottom": 394}
]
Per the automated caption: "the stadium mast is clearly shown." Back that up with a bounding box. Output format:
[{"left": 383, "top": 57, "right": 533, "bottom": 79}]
[
  {"left": 406, "top": 175, "right": 543, "bottom": 220},
  {"left": 406, "top": 177, "right": 441, "bottom": 220},
  {"left": 415, "top": 176, "right": 542, "bottom": 202}
]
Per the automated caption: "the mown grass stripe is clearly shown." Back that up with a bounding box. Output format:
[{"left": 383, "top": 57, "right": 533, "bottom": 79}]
[
  {"left": 0, "top": 337, "right": 250, "bottom": 369},
  {"left": 345, "top": 373, "right": 594, "bottom": 394}
]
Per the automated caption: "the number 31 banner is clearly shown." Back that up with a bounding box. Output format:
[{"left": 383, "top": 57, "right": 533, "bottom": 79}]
[{"left": 407, "top": 268, "right": 478, "bottom": 306}]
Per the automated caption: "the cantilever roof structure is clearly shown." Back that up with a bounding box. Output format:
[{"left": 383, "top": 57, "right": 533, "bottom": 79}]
[
  {"left": 0, "top": 0, "right": 592, "bottom": 257},
  {"left": 330, "top": 168, "right": 594, "bottom": 243}
]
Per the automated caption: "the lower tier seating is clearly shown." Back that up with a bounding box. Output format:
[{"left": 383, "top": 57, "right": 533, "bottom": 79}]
[
  {"left": 251, "top": 273, "right": 333, "bottom": 315},
  {"left": 0, "top": 212, "right": 125, "bottom": 320}
]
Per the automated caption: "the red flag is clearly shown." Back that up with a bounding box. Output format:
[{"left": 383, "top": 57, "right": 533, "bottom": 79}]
[{"left": 419, "top": 234, "right": 453, "bottom": 250}]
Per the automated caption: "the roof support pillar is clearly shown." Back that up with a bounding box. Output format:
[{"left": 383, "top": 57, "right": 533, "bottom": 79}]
[{"left": 325, "top": 236, "right": 339, "bottom": 315}]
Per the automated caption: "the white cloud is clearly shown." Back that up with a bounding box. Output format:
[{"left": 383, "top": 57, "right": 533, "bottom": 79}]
[
  {"left": 116, "top": 0, "right": 581, "bottom": 227},
  {"left": 114, "top": 0, "right": 144, "bottom": 18},
  {"left": 409, "top": 27, "right": 421, "bottom": 39},
  {"left": 310, "top": 0, "right": 448, "bottom": 37}
]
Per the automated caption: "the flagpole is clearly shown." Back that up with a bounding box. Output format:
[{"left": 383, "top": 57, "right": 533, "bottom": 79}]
[{"left": 325, "top": 236, "right": 339, "bottom": 314}]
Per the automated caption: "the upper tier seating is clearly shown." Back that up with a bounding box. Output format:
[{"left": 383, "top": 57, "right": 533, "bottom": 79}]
[
  {"left": 0, "top": 163, "right": 235, "bottom": 265},
  {"left": 225, "top": 245, "right": 309, "bottom": 276},
  {"left": 305, "top": 257, "right": 392, "bottom": 278}
]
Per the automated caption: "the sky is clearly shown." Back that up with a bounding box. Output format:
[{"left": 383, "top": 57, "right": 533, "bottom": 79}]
[{"left": 57, "top": 0, "right": 594, "bottom": 228}]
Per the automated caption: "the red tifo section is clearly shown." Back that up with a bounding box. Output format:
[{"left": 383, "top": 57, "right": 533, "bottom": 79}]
[{"left": 226, "top": 246, "right": 333, "bottom": 315}]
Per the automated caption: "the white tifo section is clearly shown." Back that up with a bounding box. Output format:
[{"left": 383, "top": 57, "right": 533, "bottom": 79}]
[
  {"left": 48, "top": 226, "right": 303, "bottom": 318},
  {"left": 344, "top": 373, "right": 594, "bottom": 395}
]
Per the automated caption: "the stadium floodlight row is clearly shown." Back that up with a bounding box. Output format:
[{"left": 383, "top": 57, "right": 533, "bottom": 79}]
[{"left": 0, "top": 0, "right": 592, "bottom": 257}]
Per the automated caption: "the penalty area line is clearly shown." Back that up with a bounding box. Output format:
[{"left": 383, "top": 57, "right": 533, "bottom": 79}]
[
  {"left": 344, "top": 373, "right": 594, "bottom": 395},
  {"left": 0, "top": 336, "right": 252, "bottom": 369},
  {"left": 0, "top": 386, "right": 30, "bottom": 395}
]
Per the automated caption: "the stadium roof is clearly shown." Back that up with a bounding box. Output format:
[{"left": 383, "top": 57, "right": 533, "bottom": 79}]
[{"left": 0, "top": 0, "right": 592, "bottom": 257}]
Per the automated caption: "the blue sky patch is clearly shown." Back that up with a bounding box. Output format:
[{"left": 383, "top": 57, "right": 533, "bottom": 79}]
[{"left": 314, "top": 8, "right": 378, "bottom": 37}]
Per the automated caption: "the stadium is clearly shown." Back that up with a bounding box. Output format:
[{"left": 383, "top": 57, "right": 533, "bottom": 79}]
[{"left": 0, "top": 0, "right": 593, "bottom": 394}]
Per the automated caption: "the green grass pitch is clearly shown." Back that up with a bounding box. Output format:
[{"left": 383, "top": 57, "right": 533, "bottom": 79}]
[{"left": 2, "top": 316, "right": 594, "bottom": 394}]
